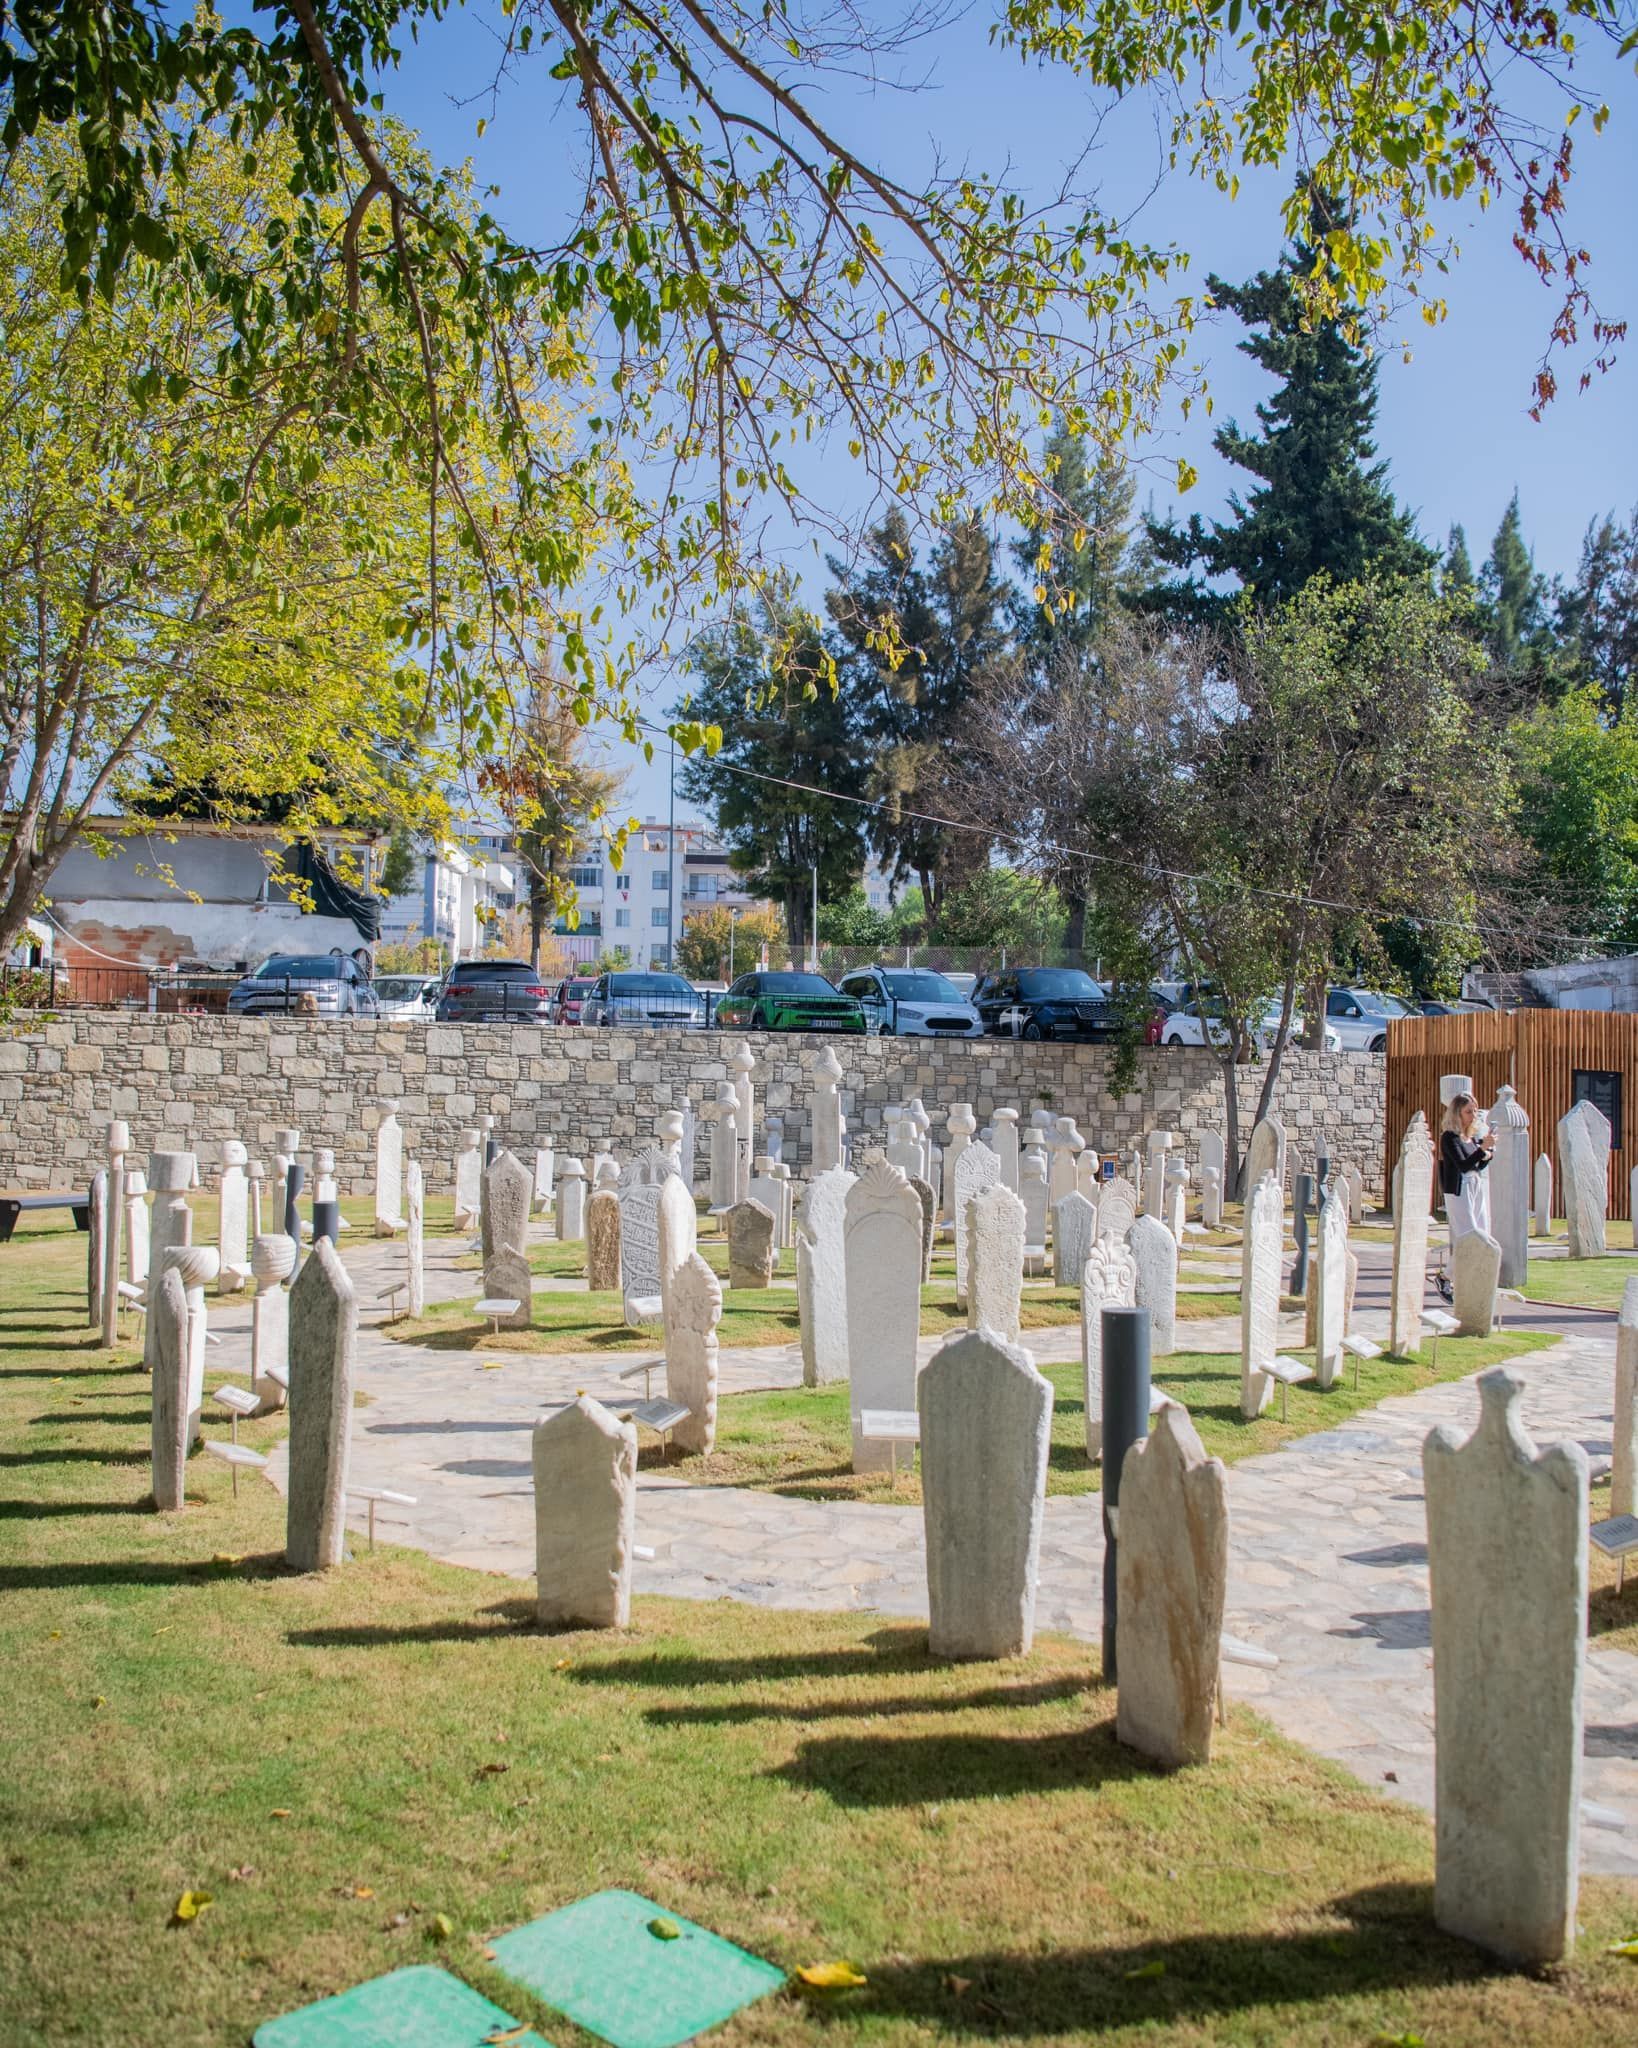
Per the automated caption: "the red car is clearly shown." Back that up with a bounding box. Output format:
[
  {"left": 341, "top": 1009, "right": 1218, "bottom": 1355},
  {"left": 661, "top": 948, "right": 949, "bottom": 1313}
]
[{"left": 551, "top": 975, "right": 598, "bottom": 1026}]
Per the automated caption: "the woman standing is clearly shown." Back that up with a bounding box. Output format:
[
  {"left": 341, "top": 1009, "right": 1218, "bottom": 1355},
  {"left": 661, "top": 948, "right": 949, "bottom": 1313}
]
[{"left": 1440, "top": 1092, "right": 1495, "bottom": 1242}]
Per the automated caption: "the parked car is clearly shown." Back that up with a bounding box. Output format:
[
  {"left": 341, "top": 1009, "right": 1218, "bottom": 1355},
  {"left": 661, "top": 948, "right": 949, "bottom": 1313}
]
[
  {"left": 834, "top": 965, "right": 983, "bottom": 1037},
  {"left": 971, "top": 966, "right": 1121, "bottom": 1041},
  {"left": 580, "top": 970, "right": 709, "bottom": 1029},
  {"left": 373, "top": 974, "right": 440, "bottom": 1018},
  {"left": 714, "top": 971, "right": 866, "bottom": 1034},
  {"left": 549, "top": 974, "right": 598, "bottom": 1026},
  {"left": 1324, "top": 987, "right": 1418, "bottom": 1052},
  {"left": 228, "top": 952, "right": 378, "bottom": 1018},
  {"left": 941, "top": 970, "right": 979, "bottom": 1000},
  {"left": 1161, "top": 993, "right": 1341, "bottom": 1053},
  {"left": 1143, "top": 987, "right": 1179, "bottom": 1045},
  {"left": 434, "top": 959, "right": 553, "bottom": 1023}
]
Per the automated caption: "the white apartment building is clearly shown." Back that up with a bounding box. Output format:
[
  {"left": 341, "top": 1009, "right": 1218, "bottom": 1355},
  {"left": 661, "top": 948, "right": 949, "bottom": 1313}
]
[{"left": 555, "top": 818, "right": 762, "bottom": 967}]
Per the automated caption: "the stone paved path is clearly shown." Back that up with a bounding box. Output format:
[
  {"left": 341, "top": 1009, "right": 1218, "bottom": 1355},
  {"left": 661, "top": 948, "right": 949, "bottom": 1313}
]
[{"left": 240, "top": 1226, "right": 1638, "bottom": 1877}]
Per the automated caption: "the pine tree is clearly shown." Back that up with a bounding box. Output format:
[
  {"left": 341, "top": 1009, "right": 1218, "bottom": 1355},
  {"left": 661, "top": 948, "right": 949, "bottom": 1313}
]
[
  {"left": 1480, "top": 492, "right": 1544, "bottom": 665},
  {"left": 1011, "top": 422, "right": 1146, "bottom": 656},
  {"left": 1558, "top": 507, "right": 1638, "bottom": 718},
  {"left": 1141, "top": 194, "right": 1434, "bottom": 623},
  {"left": 1442, "top": 525, "right": 1476, "bottom": 601}
]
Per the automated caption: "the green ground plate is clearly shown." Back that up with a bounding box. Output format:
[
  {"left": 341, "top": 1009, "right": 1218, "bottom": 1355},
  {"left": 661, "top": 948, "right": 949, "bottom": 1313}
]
[
  {"left": 253, "top": 1965, "right": 551, "bottom": 2048},
  {"left": 488, "top": 1890, "right": 785, "bottom": 2048}
]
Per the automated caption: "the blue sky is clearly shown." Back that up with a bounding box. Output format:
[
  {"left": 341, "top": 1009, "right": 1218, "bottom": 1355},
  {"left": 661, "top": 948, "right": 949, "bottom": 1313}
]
[{"left": 373, "top": 5, "right": 1638, "bottom": 818}]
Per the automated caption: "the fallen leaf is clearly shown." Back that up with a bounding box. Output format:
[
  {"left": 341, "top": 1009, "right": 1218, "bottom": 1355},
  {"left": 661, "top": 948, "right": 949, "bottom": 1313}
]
[
  {"left": 154, "top": 1626, "right": 173, "bottom": 1637},
  {"left": 354, "top": 1885, "right": 375, "bottom": 1899},
  {"left": 171, "top": 1889, "right": 214, "bottom": 1926},
  {"left": 269, "top": 1809, "right": 292, "bottom": 1820},
  {"left": 91, "top": 1695, "right": 107, "bottom": 1710},
  {"left": 1124, "top": 1960, "right": 1165, "bottom": 1981},
  {"left": 945, "top": 1974, "right": 972, "bottom": 1996},
  {"left": 427, "top": 1913, "right": 454, "bottom": 1943},
  {"left": 474, "top": 1762, "right": 510, "bottom": 1779},
  {"left": 648, "top": 1917, "right": 682, "bottom": 1941},
  {"left": 1383, "top": 1769, "right": 1398, "bottom": 1784},
  {"left": 595, "top": 1753, "right": 617, "bottom": 1764},
  {"left": 795, "top": 1962, "right": 867, "bottom": 1990},
  {"left": 483, "top": 2030, "right": 529, "bottom": 2046},
  {"left": 47, "top": 1631, "right": 62, "bottom": 1641},
  {"left": 552, "top": 1658, "right": 572, "bottom": 1671},
  {"left": 481, "top": 1362, "right": 505, "bottom": 1372},
  {"left": 1606, "top": 1938, "right": 1638, "bottom": 1956},
  {"left": 1373, "top": 2035, "right": 1426, "bottom": 2048},
  {"left": 227, "top": 1866, "right": 256, "bottom": 1883},
  {"left": 210, "top": 1553, "right": 242, "bottom": 1567}
]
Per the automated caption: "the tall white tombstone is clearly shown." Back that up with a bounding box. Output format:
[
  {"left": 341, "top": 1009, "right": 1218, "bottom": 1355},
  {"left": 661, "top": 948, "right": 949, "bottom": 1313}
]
[
  {"left": 1614, "top": 1277, "right": 1638, "bottom": 1519},
  {"left": 1344, "top": 1161, "right": 1365, "bottom": 1225},
  {"left": 243, "top": 1237, "right": 292, "bottom": 1421},
  {"left": 1129, "top": 1214, "right": 1177, "bottom": 1357},
  {"left": 1389, "top": 1112, "right": 1436, "bottom": 1356},
  {"left": 811, "top": 1047, "right": 845, "bottom": 1174},
  {"left": 1142, "top": 1130, "right": 1172, "bottom": 1217},
  {"left": 844, "top": 1160, "right": 923, "bottom": 1473},
  {"left": 991, "top": 1108, "right": 1021, "bottom": 1193},
  {"left": 168, "top": 1243, "right": 219, "bottom": 1435},
  {"left": 885, "top": 1113, "right": 923, "bottom": 1183},
  {"left": 373, "top": 1100, "right": 404, "bottom": 1236},
  {"left": 1312, "top": 1188, "right": 1349, "bottom": 1389},
  {"left": 217, "top": 1140, "right": 250, "bottom": 1290},
  {"left": 920, "top": 1329, "right": 1053, "bottom": 1660},
  {"left": 1424, "top": 1367, "right": 1586, "bottom": 1967},
  {"left": 149, "top": 1267, "right": 192, "bottom": 1513},
  {"left": 747, "top": 1166, "right": 788, "bottom": 1252},
  {"left": 533, "top": 1146, "right": 556, "bottom": 1213},
  {"left": 1558, "top": 1097, "right": 1611, "bottom": 1259},
  {"left": 143, "top": 1152, "right": 196, "bottom": 1370},
  {"left": 1198, "top": 1129, "right": 1225, "bottom": 1200},
  {"left": 966, "top": 1182, "right": 1027, "bottom": 1345},
  {"left": 556, "top": 1156, "right": 587, "bottom": 1241},
  {"left": 1452, "top": 1228, "right": 1501, "bottom": 1338},
  {"left": 1052, "top": 1190, "right": 1095, "bottom": 1288},
  {"left": 907, "top": 1098, "right": 934, "bottom": 1181},
  {"left": 656, "top": 1171, "right": 698, "bottom": 1331},
  {"left": 1081, "top": 1237, "right": 1138, "bottom": 1459},
  {"left": 1163, "top": 1154, "right": 1189, "bottom": 1242},
  {"left": 1019, "top": 1145, "right": 1049, "bottom": 1258},
  {"left": 941, "top": 1103, "right": 977, "bottom": 1224},
  {"left": 453, "top": 1129, "right": 483, "bottom": 1234},
  {"left": 707, "top": 1083, "right": 740, "bottom": 1211},
  {"left": 1485, "top": 1083, "right": 1530, "bottom": 1288},
  {"left": 656, "top": 1112, "right": 685, "bottom": 1173},
  {"left": 1095, "top": 1175, "right": 1138, "bottom": 1246},
  {"left": 1048, "top": 1117, "right": 1084, "bottom": 1210},
  {"left": 618, "top": 1181, "right": 665, "bottom": 1324},
  {"left": 285, "top": 1238, "right": 358, "bottom": 1573},
  {"left": 1243, "top": 1116, "right": 1286, "bottom": 1205},
  {"left": 952, "top": 1140, "right": 1001, "bottom": 1307},
  {"left": 1199, "top": 1165, "right": 1223, "bottom": 1230},
  {"left": 404, "top": 1158, "right": 425, "bottom": 1318},
  {"left": 87, "top": 1167, "right": 107, "bottom": 1330},
  {"left": 99, "top": 1120, "right": 129, "bottom": 1349},
  {"left": 482, "top": 1150, "right": 534, "bottom": 1330},
  {"left": 731, "top": 1040, "right": 757, "bottom": 1204},
  {"left": 1115, "top": 1404, "right": 1229, "bottom": 1768},
  {"left": 533, "top": 1397, "right": 635, "bottom": 1629},
  {"left": 1239, "top": 1171, "right": 1283, "bottom": 1417},
  {"left": 1076, "top": 1148, "right": 1102, "bottom": 1201},
  {"left": 797, "top": 1166, "right": 855, "bottom": 1388},
  {"left": 679, "top": 1100, "right": 699, "bottom": 1192},
  {"left": 665, "top": 1251, "right": 722, "bottom": 1455},
  {"left": 124, "top": 1169, "right": 150, "bottom": 1288},
  {"left": 1533, "top": 1150, "right": 1553, "bottom": 1237}
]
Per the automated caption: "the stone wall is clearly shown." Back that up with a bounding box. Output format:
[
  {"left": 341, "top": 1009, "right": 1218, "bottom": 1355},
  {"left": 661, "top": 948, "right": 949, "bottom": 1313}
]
[{"left": 0, "top": 1014, "right": 1386, "bottom": 1196}]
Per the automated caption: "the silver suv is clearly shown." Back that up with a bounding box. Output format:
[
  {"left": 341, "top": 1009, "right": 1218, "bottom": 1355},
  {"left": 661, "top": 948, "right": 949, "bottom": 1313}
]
[{"left": 1324, "top": 987, "right": 1417, "bottom": 1052}]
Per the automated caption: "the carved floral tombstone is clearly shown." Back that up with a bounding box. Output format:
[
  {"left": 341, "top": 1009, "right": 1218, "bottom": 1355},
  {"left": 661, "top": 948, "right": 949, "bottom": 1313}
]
[
  {"left": 656, "top": 1171, "right": 698, "bottom": 1331},
  {"left": 285, "top": 1239, "right": 358, "bottom": 1573},
  {"left": 1239, "top": 1171, "right": 1283, "bottom": 1418},
  {"left": 952, "top": 1141, "right": 1002, "bottom": 1307},
  {"left": 844, "top": 1160, "right": 923, "bottom": 1473},
  {"left": 1095, "top": 1176, "right": 1138, "bottom": 1246},
  {"left": 920, "top": 1330, "right": 1053, "bottom": 1660},
  {"left": 533, "top": 1397, "right": 635, "bottom": 1629},
  {"left": 810, "top": 1047, "right": 845, "bottom": 1173},
  {"left": 1052, "top": 1190, "right": 1095, "bottom": 1289},
  {"left": 1115, "top": 1404, "right": 1229, "bottom": 1768},
  {"left": 666, "top": 1251, "right": 723, "bottom": 1455},
  {"left": 1129, "top": 1214, "right": 1177, "bottom": 1357},
  {"left": 482, "top": 1150, "right": 534, "bottom": 1329},
  {"left": 966, "top": 1182, "right": 1027, "bottom": 1345},
  {"left": 1424, "top": 1368, "right": 1586, "bottom": 1966},
  {"left": 797, "top": 1166, "right": 855, "bottom": 1388},
  {"left": 942, "top": 1102, "right": 977, "bottom": 1223},
  {"left": 1081, "top": 1237, "right": 1137, "bottom": 1460}
]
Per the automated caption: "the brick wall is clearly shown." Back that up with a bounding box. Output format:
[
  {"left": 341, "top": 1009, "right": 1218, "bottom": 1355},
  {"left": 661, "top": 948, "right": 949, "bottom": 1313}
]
[{"left": 0, "top": 1014, "right": 1386, "bottom": 1196}]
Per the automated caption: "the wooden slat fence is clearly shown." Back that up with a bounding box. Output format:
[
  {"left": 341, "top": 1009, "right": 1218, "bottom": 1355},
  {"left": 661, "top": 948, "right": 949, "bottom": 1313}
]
[{"left": 1385, "top": 1010, "right": 1638, "bottom": 1220}]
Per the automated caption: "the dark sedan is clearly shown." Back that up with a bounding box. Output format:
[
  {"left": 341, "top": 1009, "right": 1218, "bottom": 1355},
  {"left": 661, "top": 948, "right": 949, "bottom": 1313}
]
[
  {"left": 227, "top": 952, "right": 378, "bottom": 1018},
  {"left": 714, "top": 971, "right": 866, "bottom": 1034},
  {"left": 972, "top": 967, "right": 1121, "bottom": 1041},
  {"left": 434, "top": 959, "right": 553, "bottom": 1023}
]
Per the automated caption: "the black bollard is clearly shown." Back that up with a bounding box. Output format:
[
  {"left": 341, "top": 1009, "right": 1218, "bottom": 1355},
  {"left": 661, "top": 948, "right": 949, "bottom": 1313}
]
[
  {"left": 484, "top": 1137, "right": 499, "bottom": 1169},
  {"left": 1100, "top": 1304, "right": 1152, "bottom": 1684},
  {"left": 1315, "top": 1140, "right": 1331, "bottom": 1205},
  {"left": 312, "top": 1198, "right": 340, "bottom": 1247},
  {"left": 284, "top": 1162, "right": 305, "bottom": 1265},
  {"left": 1291, "top": 1171, "right": 1314, "bottom": 1295}
]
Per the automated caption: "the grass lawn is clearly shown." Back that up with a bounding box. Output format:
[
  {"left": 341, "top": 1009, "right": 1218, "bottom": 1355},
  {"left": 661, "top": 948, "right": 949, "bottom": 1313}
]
[
  {"left": 681, "top": 1330, "right": 1562, "bottom": 1506},
  {"left": 1523, "top": 1252, "right": 1638, "bottom": 1314},
  {"left": 5, "top": 1224, "right": 1638, "bottom": 2047}
]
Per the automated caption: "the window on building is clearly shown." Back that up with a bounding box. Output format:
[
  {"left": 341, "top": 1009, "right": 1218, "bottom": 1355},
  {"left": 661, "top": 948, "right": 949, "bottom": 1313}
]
[
  {"left": 652, "top": 868, "right": 670, "bottom": 890},
  {"left": 1572, "top": 1069, "right": 1623, "bottom": 1150},
  {"left": 567, "top": 864, "right": 602, "bottom": 888},
  {"left": 652, "top": 906, "right": 670, "bottom": 929},
  {"left": 614, "top": 907, "right": 630, "bottom": 928}
]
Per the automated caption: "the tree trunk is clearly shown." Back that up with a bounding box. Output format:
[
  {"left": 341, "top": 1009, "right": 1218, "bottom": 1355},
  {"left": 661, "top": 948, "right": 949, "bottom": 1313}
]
[
  {"left": 1062, "top": 890, "right": 1087, "bottom": 957},
  {"left": 1221, "top": 1052, "right": 1246, "bottom": 1202}
]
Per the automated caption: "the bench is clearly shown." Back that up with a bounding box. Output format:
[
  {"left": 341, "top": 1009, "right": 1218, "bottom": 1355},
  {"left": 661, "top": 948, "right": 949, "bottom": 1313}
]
[{"left": 0, "top": 1191, "right": 90, "bottom": 1242}]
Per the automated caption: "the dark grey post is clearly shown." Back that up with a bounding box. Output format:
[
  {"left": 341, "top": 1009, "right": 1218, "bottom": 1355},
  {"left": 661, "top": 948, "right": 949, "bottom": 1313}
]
[
  {"left": 284, "top": 1162, "right": 305, "bottom": 1263},
  {"left": 1314, "top": 1140, "right": 1331, "bottom": 1204},
  {"left": 1100, "top": 1304, "right": 1152, "bottom": 1683},
  {"left": 1291, "top": 1171, "right": 1314, "bottom": 1296},
  {"left": 312, "top": 1198, "right": 340, "bottom": 1247},
  {"left": 484, "top": 1138, "right": 499, "bottom": 1169}
]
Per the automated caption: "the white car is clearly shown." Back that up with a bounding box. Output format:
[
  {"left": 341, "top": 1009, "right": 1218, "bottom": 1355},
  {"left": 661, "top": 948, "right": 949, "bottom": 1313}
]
[
  {"left": 1161, "top": 998, "right": 1341, "bottom": 1054},
  {"left": 836, "top": 965, "right": 984, "bottom": 1038},
  {"left": 1323, "top": 987, "right": 1418, "bottom": 1052},
  {"left": 373, "top": 974, "right": 440, "bottom": 1018}
]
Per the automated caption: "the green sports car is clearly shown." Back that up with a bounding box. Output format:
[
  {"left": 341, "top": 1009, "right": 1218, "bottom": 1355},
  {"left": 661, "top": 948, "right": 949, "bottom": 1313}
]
[{"left": 714, "top": 970, "right": 866, "bottom": 1034}]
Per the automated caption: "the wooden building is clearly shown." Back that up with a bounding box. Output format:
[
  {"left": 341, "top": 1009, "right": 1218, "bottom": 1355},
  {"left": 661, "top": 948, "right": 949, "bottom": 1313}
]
[{"left": 1385, "top": 1010, "right": 1637, "bottom": 1219}]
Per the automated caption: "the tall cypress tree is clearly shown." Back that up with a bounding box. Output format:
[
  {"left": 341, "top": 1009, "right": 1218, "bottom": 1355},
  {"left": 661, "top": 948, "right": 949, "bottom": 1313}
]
[
  {"left": 1011, "top": 421, "right": 1148, "bottom": 658},
  {"left": 1141, "top": 194, "right": 1434, "bottom": 622}
]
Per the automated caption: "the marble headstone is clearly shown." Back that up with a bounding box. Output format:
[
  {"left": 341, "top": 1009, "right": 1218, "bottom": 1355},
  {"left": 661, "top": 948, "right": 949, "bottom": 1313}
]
[
  {"left": 285, "top": 1237, "right": 358, "bottom": 1573},
  {"left": 665, "top": 1250, "right": 722, "bottom": 1455},
  {"left": 966, "top": 1182, "right": 1026, "bottom": 1345},
  {"left": 797, "top": 1166, "right": 855, "bottom": 1388},
  {"left": 1558, "top": 1098, "right": 1611, "bottom": 1259},
  {"left": 1081, "top": 1237, "right": 1137, "bottom": 1460},
  {"left": 844, "top": 1160, "right": 923, "bottom": 1473},
  {"left": 533, "top": 1397, "right": 635, "bottom": 1629},
  {"left": 1129, "top": 1213, "right": 1177, "bottom": 1357}
]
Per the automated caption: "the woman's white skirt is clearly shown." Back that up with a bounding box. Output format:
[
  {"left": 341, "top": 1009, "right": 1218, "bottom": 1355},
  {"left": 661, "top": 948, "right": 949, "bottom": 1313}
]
[{"left": 1445, "top": 1169, "right": 1492, "bottom": 1244}]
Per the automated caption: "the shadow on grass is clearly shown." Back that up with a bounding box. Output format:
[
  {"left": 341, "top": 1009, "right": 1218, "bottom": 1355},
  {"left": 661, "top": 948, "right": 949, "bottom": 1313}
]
[
  {"left": 644, "top": 1672, "right": 1099, "bottom": 1729},
  {"left": 28, "top": 1411, "right": 150, "bottom": 1426},
  {"left": 0, "top": 1447, "right": 149, "bottom": 1467},
  {"left": 287, "top": 1598, "right": 566, "bottom": 1647},
  {"left": 774, "top": 1724, "right": 1148, "bottom": 1805},
  {"left": 0, "top": 1551, "right": 288, "bottom": 1589},
  {"left": 855, "top": 1884, "right": 1493, "bottom": 2034},
  {"left": 0, "top": 1496, "right": 150, "bottom": 1517},
  {"left": 557, "top": 1631, "right": 994, "bottom": 1689}
]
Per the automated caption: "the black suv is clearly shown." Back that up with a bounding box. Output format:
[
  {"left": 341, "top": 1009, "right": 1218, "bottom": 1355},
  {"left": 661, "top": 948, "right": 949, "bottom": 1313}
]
[
  {"left": 434, "top": 959, "right": 553, "bottom": 1022},
  {"left": 972, "top": 967, "right": 1121, "bottom": 1041}
]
